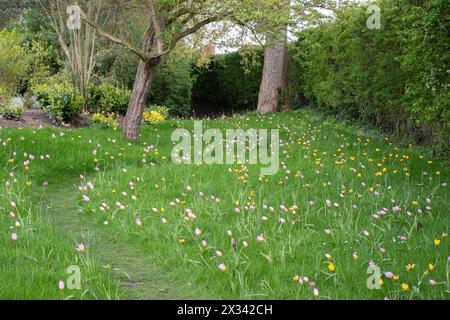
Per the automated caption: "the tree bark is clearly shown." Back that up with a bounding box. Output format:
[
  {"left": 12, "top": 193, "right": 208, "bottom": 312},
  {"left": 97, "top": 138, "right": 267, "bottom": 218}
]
[
  {"left": 257, "top": 31, "right": 289, "bottom": 113},
  {"left": 123, "top": 58, "right": 161, "bottom": 140}
]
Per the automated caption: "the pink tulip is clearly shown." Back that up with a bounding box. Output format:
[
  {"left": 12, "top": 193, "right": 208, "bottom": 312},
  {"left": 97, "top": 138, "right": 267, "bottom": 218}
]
[
  {"left": 313, "top": 288, "right": 319, "bottom": 297},
  {"left": 218, "top": 263, "right": 227, "bottom": 272}
]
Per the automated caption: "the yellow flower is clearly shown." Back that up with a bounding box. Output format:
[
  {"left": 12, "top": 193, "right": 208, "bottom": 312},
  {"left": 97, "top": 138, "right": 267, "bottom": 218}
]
[
  {"left": 179, "top": 239, "right": 186, "bottom": 245},
  {"left": 406, "top": 264, "right": 416, "bottom": 272},
  {"left": 143, "top": 111, "right": 165, "bottom": 124},
  {"left": 434, "top": 239, "right": 441, "bottom": 247},
  {"left": 401, "top": 283, "right": 409, "bottom": 293},
  {"left": 379, "top": 279, "right": 384, "bottom": 286},
  {"left": 293, "top": 275, "right": 299, "bottom": 282},
  {"left": 328, "top": 263, "right": 335, "bottom": 272},
  {"left": 428, "top": 263, "right": 434, "bottom": 271}
]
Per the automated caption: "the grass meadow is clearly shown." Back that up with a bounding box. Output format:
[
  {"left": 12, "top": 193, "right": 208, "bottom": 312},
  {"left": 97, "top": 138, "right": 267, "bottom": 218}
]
[{"left": 1, "top": 109, "right": 449, "bottom": 300}]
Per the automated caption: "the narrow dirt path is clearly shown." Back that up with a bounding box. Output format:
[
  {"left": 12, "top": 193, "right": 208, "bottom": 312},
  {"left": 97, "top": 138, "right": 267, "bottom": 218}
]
[{"left": 38, "top": 180, "right": 196, "bottom": 300}]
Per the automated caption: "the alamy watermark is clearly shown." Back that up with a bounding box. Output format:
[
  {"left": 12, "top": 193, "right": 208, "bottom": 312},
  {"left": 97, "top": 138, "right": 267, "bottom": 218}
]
[
  {"left": 366, "top": 265, "right": 382, "bottom": 290},
  {"left": 171, "top": 121, "right": 280, "bottom": 176},
  {"left": 66, "top": 5, "right": 81, "bottom": 30},
  {"left": 335, "top": 1, "right": 381, "bottom": 30},
  {"left": 62, "top": 265, "right": 82, "bottom": 290},
  {"left": 366, "top": 5, "right": 381, "bottom": 30}
]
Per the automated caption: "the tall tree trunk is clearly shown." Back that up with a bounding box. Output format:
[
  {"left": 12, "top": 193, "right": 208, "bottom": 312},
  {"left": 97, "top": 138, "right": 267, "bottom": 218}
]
[
  {"left": 257, "top": 30, "right": 289, "bottom": 113},
  {"left": 123, "top": 58, "right": 161, "bottom": 140}
]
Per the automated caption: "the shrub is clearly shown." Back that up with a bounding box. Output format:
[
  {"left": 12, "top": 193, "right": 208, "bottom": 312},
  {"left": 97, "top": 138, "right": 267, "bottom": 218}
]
[
  {"left": 0, "top": 29, "right": 31, "bottom": 96},
  {"left": 33, "top": 83, "right": 82, "bottom": 124},
  {"left": 1, "top": 97, "right": 24, "bottom": 120},
  {"left": 0, "top": 87, "right": 9, "bottom": 107},
  {"left": 86, "top": 83, "right": 131, "bottom": 115},
  {"left": 143, "top": 110, "right": 165, "bottom": 125},
  {"left": 32, "top": 83, "right": 51, "bottom": 108},
  {"left": 87, "top": 113, "right": 118, "bottom": 129},
  {"left": 292, "top": 0, "right": 450, "bottom": 150},
  {"left": 22, "top": 92, "right": 37, "bottom": 109},
  {"left": 146, "top": 104, "right": 169, "bottom": 119},
  {"left": 149, "top": 52, "right": 196, "bottom": 117}
]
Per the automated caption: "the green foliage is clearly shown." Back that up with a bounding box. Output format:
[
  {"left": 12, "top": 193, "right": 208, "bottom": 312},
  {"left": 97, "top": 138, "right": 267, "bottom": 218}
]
[
  {"left": 86, "top": 83, "right": 131, "bottom": 115},
  {"left": 19, "top": 39, "right": 54, "bottom": 94},
  {"left": 33, "top": 83, "right": 83, "bottom": 124},
  {"left": 0, "top": 88, "right": 9, "bottom": 108},
  {"left": 111, "top": 49, "right": 139, "bottom": 89},
  {"left": 94, "top": 47, "right": 138, "bottom": 89},
  {"left": 150, "top": 53, "right": 196, "bottom": 117},
  {"left": 95, "top": 48, "right": 196, "bottom": 117},
  {"left": 1, "top": 97, "right": 24, "bottom": 121},
  {"left": 32, "top": 83, "right": 52, "bottom": 109},
  {"left": 293, "top": 0, "right": 450, "bottom": 149},
  {"left": 86, "top": 113, "right": 118, "bottom": 130},
  {"left": 192, "top": 47, "right": 264, "bottom": 114},
  {"left": 398, "top": 0, "right": 450, "bottom": 144},
  {"left": 11, "top": 8, "right": 61, "bottom": 77},
  {"left": 0, "top": 29, "right": 31, "bottom": 96},
  {"left": 146, "top": 104, "right": 170, "bottom": 119}
]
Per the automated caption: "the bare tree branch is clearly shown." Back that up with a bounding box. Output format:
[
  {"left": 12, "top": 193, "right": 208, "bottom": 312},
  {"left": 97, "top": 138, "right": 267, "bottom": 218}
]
[{"left": 79, "top": 9, "right": 148, "bottom": 62}]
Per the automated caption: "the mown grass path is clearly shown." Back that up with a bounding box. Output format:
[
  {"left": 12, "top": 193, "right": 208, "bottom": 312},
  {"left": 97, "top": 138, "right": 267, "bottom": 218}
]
[{"left": 38, "top": 179, "right": 196, "bottom": 300}]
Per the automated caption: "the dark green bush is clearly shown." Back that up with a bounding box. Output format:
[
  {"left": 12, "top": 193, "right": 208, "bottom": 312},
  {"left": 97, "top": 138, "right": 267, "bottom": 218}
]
[
  {"left": 192, "top": 48, "right": 264, "bottom": 115},
  {"left": 149, "top": 53, "right": 196, "bottom": 117}
]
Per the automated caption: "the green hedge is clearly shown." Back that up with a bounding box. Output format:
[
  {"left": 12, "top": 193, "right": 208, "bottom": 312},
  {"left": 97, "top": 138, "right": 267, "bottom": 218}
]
[
  {"left": 192, "top": 48, "right": 264, "bottom": 115},
  {"left": 293, "top": 0, "right": 449, "bottom": 150},
  {"left": 149, "top": 54, "right": 196, "bottom": 117}
]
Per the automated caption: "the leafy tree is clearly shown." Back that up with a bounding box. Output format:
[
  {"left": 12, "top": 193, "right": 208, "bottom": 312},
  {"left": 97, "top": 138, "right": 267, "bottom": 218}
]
[{"left": 80, "top": 0, "right": 289, "bottom": 140}]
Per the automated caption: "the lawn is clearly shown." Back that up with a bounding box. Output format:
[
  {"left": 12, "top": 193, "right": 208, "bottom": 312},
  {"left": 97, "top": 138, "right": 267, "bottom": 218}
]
[{"left": 1, "top": 109, "right": 449, "bottom": 300}]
